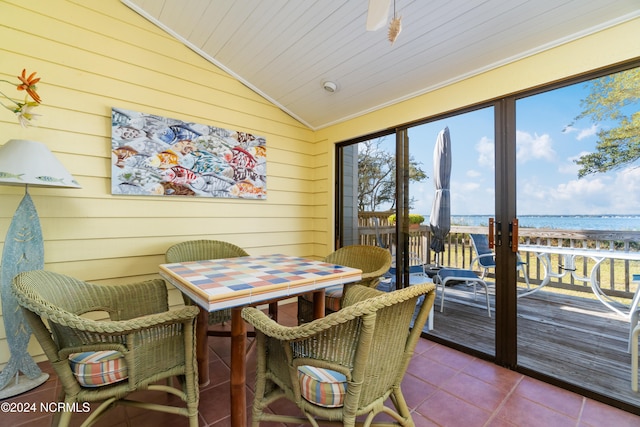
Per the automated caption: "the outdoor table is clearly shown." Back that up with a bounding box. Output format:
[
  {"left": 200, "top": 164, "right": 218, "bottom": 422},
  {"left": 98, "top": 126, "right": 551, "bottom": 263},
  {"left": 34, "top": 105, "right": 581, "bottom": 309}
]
[
  {"left": 519, "top": 245, "right": 640, "bottom": 318},
  {"left": 159, "top": 254, "right": 362, "bottom": 427}
]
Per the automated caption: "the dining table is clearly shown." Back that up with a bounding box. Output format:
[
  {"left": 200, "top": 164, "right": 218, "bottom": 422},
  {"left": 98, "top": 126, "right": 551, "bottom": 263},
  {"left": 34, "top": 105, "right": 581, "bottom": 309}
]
[
  {"left": 518, "top": 244, "right": 640, "bottom": 318},
  {"left": 159, "top": 254, "right": 362, "bottom": 427}
]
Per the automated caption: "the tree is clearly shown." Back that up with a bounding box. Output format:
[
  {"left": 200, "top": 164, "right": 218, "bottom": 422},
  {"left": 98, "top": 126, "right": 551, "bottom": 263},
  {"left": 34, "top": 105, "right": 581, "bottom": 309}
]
[
  {"left": 573, "top": 67, "right": 640, "bottom": 177},
  {"left": 357, "top": 138, "right": 428, "bottom": 211}
]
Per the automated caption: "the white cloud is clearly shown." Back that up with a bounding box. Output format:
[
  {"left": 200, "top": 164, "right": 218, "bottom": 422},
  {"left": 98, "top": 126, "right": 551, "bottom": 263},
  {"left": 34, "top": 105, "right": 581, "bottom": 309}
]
[
  {"left": 576, "top": 124, "right": 599, "bottom": 141},
  {"left": 476, "top": 137, "right": 494, "bottom": 168},
  {"left": 519, "top": 178, "right": 549, "bottom": 204},
  {"left": 608, "top": 167, "right": 640, "bottom": 211},
  {"left": 558, "top": 163, "right": 580, "bottom": 175},
  {"left": 517, "top": 167, "right": 640, "bottom": 215},
  {"left": 409, "top": 182, "right": 433, "bottom": 215},
  {"left": 554, "top": 177, "right": 608, "bottom": 201},
  {"left": 466, "top": 169, "right": 481, "bottom": 178},
  {"left": 562, "top": 123, "right": 598, "bottom": 141},
  {"left": 558, "top": 151, "right": 591, "bottom": 175},
  {"left": 516, "top": 130, "right": 555, "bottom": 163},
  {"left": 455, "top": 181, "right": 481, "bottom": 192},
  {"left": 450, "top": 180, "right": 488, "bottom": 214},
  {"left": 517, "top": 176, "right": 607, "bottom": 214}
]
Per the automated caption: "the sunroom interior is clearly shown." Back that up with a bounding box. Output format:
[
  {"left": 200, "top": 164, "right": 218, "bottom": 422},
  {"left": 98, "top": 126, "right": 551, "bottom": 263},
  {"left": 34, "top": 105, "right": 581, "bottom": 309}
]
[{"left": 1, "top": 0, "right": 640, "bottom": 421}]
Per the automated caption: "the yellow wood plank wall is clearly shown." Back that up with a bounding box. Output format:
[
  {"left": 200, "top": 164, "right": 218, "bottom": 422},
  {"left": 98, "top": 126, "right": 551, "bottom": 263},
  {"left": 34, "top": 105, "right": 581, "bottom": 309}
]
[{"left": 0, "top": 0, "right": 325, "bottom": 366}]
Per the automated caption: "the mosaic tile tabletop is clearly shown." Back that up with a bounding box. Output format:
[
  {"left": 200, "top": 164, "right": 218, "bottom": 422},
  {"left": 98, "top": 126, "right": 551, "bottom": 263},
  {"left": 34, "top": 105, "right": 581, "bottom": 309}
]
[{"left": 159, "top": 254, "right": 362, "bottom": 311}]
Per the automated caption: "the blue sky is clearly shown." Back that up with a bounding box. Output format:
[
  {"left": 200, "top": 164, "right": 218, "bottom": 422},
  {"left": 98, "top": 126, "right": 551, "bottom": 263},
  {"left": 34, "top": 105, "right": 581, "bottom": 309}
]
[{"left": 388, "top": 76, "right": 640, "bottom": 217}]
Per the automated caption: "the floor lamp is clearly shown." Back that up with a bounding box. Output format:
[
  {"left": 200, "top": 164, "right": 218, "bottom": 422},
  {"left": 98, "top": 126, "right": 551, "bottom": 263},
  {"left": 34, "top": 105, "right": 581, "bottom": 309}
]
[{"left": 0, "top": 139, "right": 81, "bottom": 399}]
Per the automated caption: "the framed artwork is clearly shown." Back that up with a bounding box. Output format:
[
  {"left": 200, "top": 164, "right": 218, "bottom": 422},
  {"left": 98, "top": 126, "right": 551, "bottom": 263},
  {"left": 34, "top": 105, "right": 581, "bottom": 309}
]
[{"left": 110, "top": 107, "right": 266, "bottom": 198}]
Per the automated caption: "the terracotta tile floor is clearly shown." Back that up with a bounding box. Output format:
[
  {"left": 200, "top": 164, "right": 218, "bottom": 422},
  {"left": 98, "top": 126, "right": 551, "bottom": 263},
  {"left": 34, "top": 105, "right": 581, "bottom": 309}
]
[{"left": 5, "top": 301, "right": 640, "bottom": 427}]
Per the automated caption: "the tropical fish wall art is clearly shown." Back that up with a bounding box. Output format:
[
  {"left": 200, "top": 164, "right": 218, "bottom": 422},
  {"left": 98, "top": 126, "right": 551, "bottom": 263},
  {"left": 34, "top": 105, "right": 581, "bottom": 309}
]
[{"left": 111, "top": 107, "right": 266, "bottom": 199}]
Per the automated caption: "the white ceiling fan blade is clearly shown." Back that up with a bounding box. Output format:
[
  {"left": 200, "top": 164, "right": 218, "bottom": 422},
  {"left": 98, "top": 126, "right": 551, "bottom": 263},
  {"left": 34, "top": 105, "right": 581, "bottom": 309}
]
[{"left": 366, "top": 0, "right": 391, "bottom": 31}]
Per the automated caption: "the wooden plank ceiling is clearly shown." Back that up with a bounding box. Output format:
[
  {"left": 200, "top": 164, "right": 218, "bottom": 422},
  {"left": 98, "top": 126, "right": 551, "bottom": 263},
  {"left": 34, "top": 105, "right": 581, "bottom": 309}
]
[{"left": 122, "top": 0, "right": 640, "bottom": 129}]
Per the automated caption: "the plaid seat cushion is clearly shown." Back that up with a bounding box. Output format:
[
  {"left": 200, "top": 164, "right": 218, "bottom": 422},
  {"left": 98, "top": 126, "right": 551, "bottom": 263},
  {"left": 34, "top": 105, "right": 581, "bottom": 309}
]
[
  {"left": 68, "top": 350, "right": 128, "bottom": 387},
  {"left": 298, "top": 365, "right": 347, "bottom": 408},
  {"left": 301, "top": 285, "right": 344, "bottom": 312}
]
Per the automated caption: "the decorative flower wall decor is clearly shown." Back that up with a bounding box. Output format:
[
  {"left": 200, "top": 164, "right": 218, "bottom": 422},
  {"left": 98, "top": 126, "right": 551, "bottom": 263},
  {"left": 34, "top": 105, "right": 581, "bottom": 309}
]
[
  {"left": 111, "top": 107, "right": 267, "bottom": 199},
  {"left": 0, "top": 69, "right": 42, "bottom": 127}
]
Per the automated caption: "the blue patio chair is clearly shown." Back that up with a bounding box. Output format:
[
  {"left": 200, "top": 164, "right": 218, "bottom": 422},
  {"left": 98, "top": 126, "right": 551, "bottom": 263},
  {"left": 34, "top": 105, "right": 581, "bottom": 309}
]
[
  {"left": 469, "top": 233, "right": 530, "bottom": 288},
  {"left": 379, "top": 247, "right": 429, "bottom": 291}
]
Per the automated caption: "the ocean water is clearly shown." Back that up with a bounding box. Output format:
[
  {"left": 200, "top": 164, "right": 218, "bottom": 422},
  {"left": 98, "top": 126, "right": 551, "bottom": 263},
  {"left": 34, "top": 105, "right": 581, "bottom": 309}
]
[{"left": 450, "top": 215, "right": 640, "bottom": 231}]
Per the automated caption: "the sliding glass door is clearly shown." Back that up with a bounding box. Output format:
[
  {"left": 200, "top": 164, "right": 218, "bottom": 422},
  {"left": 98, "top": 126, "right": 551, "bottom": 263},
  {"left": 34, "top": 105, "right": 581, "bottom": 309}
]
[
  {"left": 335, "top": 61, "right": 640, "bottom": 413},
  {"left": 336, "top": 107, "right": 499, "bottom": 356},
  {"left": 408, "top": 108, "right": 497, "bottom": 356},
  {"left": 515, "top": 66, "right": 640, "bottom": 410}
]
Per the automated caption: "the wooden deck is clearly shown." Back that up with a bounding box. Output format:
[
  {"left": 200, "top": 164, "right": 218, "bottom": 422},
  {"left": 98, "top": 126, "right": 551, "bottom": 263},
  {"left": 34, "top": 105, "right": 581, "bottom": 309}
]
[{"left": 425, "top": 282, "right": 640, "bottom": 411}]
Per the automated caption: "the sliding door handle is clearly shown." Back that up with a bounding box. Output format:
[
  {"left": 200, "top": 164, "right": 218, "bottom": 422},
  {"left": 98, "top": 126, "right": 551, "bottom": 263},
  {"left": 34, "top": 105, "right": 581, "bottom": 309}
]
[{"left": 489, "top": 218, "right": 495, "bottom": 249}]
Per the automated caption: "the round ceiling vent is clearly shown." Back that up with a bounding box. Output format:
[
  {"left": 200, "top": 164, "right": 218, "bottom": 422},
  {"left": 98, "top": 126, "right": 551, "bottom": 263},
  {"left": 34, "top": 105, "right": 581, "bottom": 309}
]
[{"left": 322, "top": 81, "right": 338, "bottom": 93}]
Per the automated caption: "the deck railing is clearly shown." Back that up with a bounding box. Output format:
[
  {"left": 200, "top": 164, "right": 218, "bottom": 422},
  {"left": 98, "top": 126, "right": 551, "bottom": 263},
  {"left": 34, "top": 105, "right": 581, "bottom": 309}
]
[{"left": 358, "top": 212, "right": 640, "bottom": 300}]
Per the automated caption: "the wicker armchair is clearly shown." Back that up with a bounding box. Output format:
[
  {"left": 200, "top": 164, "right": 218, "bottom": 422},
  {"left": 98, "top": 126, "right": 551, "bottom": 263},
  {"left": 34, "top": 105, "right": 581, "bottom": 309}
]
[
  {"left": 11, "top": 270, "right": 199, "bottom": 427},
  {"left": 243, "top": 282, "right": 435, "bottom": 427},
  {"left": 297, "top": 245, "right": 392, "bottom": 323},
  {"left": 166, "top": 239, "right": 250, "bottom": 332}
]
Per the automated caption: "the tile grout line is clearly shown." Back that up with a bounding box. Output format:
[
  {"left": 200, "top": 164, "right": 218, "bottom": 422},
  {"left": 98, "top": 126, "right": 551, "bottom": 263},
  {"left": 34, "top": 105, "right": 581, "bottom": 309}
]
[{"left": 481, "top": 372, "right": 525, "bottom": 427}]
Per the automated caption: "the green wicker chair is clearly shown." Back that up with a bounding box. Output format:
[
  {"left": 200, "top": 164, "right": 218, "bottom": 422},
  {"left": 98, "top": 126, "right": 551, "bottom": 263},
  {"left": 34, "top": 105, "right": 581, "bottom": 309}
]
[
  {"left": 297, "top": 245, "right": 392, "bottom": 323},
  {"left": 243, "top": 282, "right": 436, "bottom": 427},
  {"left": 165, "top": 239, "right": 250, "bottom": 334},
  {"left": 11, "top": 270, "right": 199, "bottom": 427}
]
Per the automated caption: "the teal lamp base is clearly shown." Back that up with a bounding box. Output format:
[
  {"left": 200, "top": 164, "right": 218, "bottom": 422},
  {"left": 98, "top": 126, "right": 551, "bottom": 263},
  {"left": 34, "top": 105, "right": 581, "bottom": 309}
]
[
  {"left": 0, "top": 372, "right": 49, "bottom": 400},
  {"left": 0, "top": 191, "right": 49, "bottom": 398}
]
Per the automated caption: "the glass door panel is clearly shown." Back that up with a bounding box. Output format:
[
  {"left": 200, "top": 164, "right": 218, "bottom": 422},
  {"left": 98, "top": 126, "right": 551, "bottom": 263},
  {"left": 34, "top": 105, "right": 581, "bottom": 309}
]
[
  {"left": 515, "top": 67, "right": 640, "bottom": 409},
  {"left": 410, "top": 108, "right": 496, "bottom": 357},
  {"left": 337, "top": 135, "right": 398, "bottom": 248}
]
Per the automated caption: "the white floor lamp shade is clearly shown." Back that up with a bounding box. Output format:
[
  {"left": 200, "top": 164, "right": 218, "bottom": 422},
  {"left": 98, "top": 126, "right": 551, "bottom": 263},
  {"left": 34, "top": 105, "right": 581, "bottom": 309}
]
[{"left": 0, "top": 139, "right": 80, "bottom": 398}]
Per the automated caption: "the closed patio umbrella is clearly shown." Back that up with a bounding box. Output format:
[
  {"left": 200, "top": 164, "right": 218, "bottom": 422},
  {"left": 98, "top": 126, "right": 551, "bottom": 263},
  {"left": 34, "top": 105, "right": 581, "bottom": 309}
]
[{"left": 429, "top": 127, "right": 452, "bottom": 266}]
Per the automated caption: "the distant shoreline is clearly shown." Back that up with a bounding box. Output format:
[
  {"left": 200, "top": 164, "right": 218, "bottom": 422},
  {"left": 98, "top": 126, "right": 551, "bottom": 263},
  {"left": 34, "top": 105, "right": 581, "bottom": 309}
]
[{"left": 448, "top": 215, "right": 640, "bottom": 231}]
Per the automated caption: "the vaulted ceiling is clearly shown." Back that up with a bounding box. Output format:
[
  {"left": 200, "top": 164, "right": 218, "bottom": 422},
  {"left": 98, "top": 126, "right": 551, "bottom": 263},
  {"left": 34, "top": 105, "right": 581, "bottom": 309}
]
[{"left": 122, "top": 0, "right": 640, "bottom": 129}]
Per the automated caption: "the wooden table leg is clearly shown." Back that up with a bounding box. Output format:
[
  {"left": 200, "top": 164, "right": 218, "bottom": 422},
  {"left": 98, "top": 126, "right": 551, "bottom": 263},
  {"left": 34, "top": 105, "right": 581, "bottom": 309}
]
[
  {"left": 268, "top": 302, "right": 278, "bottom": 321},
  {"left": 312, "top": 289, "right": 326, "bottom": 320},
  {"left": 196, "top": 307, "right": 210, "bottom": 387},
  {"left": 230, "top": 307, "right": 247, "bottom": 427}
]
